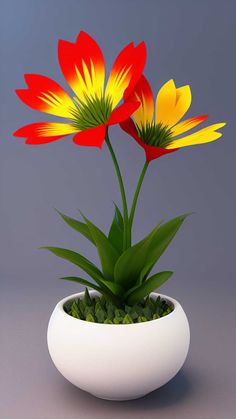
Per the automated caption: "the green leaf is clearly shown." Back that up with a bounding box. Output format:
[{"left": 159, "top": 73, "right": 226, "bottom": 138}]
[
  {"left": 115, "top": 308, "right": 126, "bottom": 318},
  {"left": 120, "top": 213, "right": 188, "bottom": 291},
  {"left": 143, "top": 306, "right": 152, "bottom": 319},
  {"left": 113, "top": 317, "right": 123, "bottom": 324},
  {"left": 107, "top": 304, "right": 115, "bottom": 320},
  {"left": 79, "top": 211, "right": 119, "bottom": 280},
  {"left": 129, "top": 308, "right": 139, "bottom": 320},
  {"left": 122, "top": 313, "right": 133, "bottom": 324},
  {"left": 61, "top": 277, "right": 122, "bottom": 302},
  {"left": 126, "top": 271, "right": 173, "bottom": 305},
  {"left": 55, "top": 209, "right": 95, "bottom": 245},
  {"left": 95, "top": 300, "right": 103, "bottom": 312},
  {"left": 84, "top": 287, "right": 93, "bottom": 305},
  {"left": 41, "top": 247, "right": 119, "bottom": 299},
  {"left": 108, "top": 204, "right": 124, "bottom": 254},
  {"left": 61, "top": 276, "right": 103, "bottom": 293},
  {"left": 113, "top": 221, "right": 163, "bottom": 289},
  {"left": 85, "top": 313, "right": 95, "bottom": 322},
  {"left": 98, "top": 280, "right": 124, "bottom": 297},
  {"left": 137, "top": 316, "right": 147, "bottom": 322},
  {"left": 145, "top": 296, "right": 156, "bottom": 314},
  {"left": 41, "top": 246, "right": 103, "bottom": 281},
  {"left": 139, "top": 213, "right": 190, "bottom": 283},
  {"left": 104, "top": 319, "right": 113, "bottom": 324},
  {"left": 70, "top": 301, "right": 81, "bottom": 319},
  {"left": 96, "top": 308, "right": 106, "bottom": 323}
]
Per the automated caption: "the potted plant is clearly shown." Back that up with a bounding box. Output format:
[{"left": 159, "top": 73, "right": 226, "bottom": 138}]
[{"left": 14, "top": 31, "right": 225, "bottom": 401}]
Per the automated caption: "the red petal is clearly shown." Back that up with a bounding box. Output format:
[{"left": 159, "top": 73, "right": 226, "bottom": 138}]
[
  {"left": 143, "top": 144, "right": 178, "bottom": 161},
  {"left": 123, "top": 42, "right": 146, "bottom": 99},
  {"left": 120, "top": 118, "right": 141, "bottom": 141},
  {"left": 13, "top": 122, "right": 75, "bottom": 145},
  {"left": 73, "top": 124, "right": 106, "bottom": 148},
  {"left": 107, "top": 101, "right": 140, "bottom": 125},
  {"left": 124, "top": 75, "right": 154, "bottom": 126},
  {"left": 120, "top": 119, "right": 178, "bottom": 161},
  {"left": 106, "top": 41, "right": 146, "bottom": 107},
  {"left": 58, "top": 31, "right": 105, "bottom": 100},
  {"left": 16, "top": 74, "right": 76, "bottom": 118}
]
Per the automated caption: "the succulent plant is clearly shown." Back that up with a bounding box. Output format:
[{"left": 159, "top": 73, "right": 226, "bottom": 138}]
[{"left": 64, "top": 288, "right": 174, "bottom": 323}]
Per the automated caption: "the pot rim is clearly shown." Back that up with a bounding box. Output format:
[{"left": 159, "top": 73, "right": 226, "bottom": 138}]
[{"left": 54, "top": 290, "right": 183, "bottom": 328}]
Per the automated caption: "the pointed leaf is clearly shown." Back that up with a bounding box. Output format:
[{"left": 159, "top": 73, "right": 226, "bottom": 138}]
[
  {"left": 139, "top": 214, "right": 190, "bottom": 282},
  {"left": 79, "top": 211, "right": 119, "bottom": 280},
  {"left": 41, "top": 246, "right": 104, "bottom": 284},
  {"left": 126, "top": 271, "right": 173, "bottom": 305},
  {"left": 61, "top": 276, "right": 103, "bottom": 293},
  {"left": 113, "top": 317, "right": 123, "bottom": 324},
  {"left": 84, "top": 287, "right": 93, "bottom": 305},
  {"left": 42, "top": 247, "right": 123, "bottom": 301},
  {"left": 114, "top": 221, "right": 163, "bottom": 289},
  {"left": 56, "top": 209, "right": 95, "bottom": 244},
  {"left": 122, "top": 313, "right": 133, "bottom": 324},
  {"left": 70, "top": 301, "right": 81, "bottom": 319},
  {"left": 108, "top": 204, "right": 124, "bottom": 253},
  {"left": 96, "top": 309, "right": 106, "bottom": 323},
  {"left": 85, "top": 313, "right": 95, "bottom": 322},
  {"left": 61, "top": 276, "right": 124, "bottom": 304},
  {"left": 137, "top": 316, "right": 147, "bottom": 322}
]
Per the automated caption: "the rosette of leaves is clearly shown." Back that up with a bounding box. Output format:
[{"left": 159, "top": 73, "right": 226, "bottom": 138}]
[
  {"left": 64, "top": 288, "right": 174, "bottom": 323},
  {"left": 41, "top": 206, "right": 189, "bottom": 306}
]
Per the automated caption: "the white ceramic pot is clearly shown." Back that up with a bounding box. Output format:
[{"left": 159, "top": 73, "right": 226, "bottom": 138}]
[{"left": 47, "top": 290, "right": 190, "bottom": 401}]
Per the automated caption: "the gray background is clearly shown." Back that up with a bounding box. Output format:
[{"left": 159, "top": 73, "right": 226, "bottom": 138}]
[{"left": 1, "top": 0, "right": 236, "bottom": 418}]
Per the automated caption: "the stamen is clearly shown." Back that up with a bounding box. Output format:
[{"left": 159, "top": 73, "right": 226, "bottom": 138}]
[
  {"left": 136, "top": 121, "right": 173, "bottom": 148},
  {"left": 70, "top": 94, "right": 113, "bottom": 131}
]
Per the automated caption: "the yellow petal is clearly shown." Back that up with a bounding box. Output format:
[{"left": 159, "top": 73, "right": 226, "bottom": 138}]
[
  {"left": 37, "top": 122, "right": 79, "bottom": 137},
  {"left": 166, "top": 123, "right": 226, "bottom": 149},
  {"left": 155, "top": 79, "right": 177, "bottom": 126},
  {"left": 74, "top": 60, "right": 104, "bottom": 102},
  {"left": 106, "top": 65, "right": 132, "bottom": 108},
  {"left": 167, "top": 85, "right": 192, "bottom": 127},
  {"left": 171, "top": 115, "right": 208, "bottom": 137}
]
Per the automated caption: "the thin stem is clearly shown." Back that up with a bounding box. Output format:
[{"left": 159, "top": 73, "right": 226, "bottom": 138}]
[
  {"left": 105, "top": 131, "right": 129, "bottom": 250},
  {"left": 129, "top": 161, "right": 149, "bottom": 229}
]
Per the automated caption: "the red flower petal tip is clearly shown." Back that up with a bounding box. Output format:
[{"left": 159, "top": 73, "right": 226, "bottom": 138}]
[{"left": 73, "top": 124, "right": 106, "bottom": 149}]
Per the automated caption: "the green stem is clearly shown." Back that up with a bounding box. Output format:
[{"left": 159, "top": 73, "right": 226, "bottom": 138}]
[
  {"left": 105, "top": 131, "right": 129, "bottom": 250},
  {"left": 129, "top": 161, "right": 149, "bottom": 229}
]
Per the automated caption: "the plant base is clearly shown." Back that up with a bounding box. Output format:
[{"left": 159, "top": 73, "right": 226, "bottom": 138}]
[{"left": 47, "top": 290, "right": 190, "bottom": 401}]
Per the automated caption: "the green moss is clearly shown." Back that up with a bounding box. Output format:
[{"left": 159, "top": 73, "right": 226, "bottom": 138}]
[{"left": 64, "top": 288, "right": 174, "bottom": 324}]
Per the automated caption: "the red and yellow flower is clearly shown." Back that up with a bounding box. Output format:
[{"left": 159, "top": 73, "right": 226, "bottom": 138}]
[
  {"left": 121, "top": 76, "right": 226, "bottom": 161},
  {"left": 14, "top": 31, "right": 146, "bottom": 147}
]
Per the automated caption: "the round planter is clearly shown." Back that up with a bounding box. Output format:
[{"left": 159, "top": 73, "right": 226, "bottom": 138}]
[{"left": 47, "top": 290, "right": 190, "bottom": 401}]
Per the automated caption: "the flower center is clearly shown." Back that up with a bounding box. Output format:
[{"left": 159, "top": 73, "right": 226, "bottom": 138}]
[
  {"left": 70, "top": 94, "right": 113, "bottom": 131},
  {"left": 136, "top": 121, "right": 173, "bottom": 148}
]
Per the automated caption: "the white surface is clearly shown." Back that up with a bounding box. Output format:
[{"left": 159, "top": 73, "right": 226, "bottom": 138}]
[{"left": 47, "top": 291, "right": 190, "bottom": 401}]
